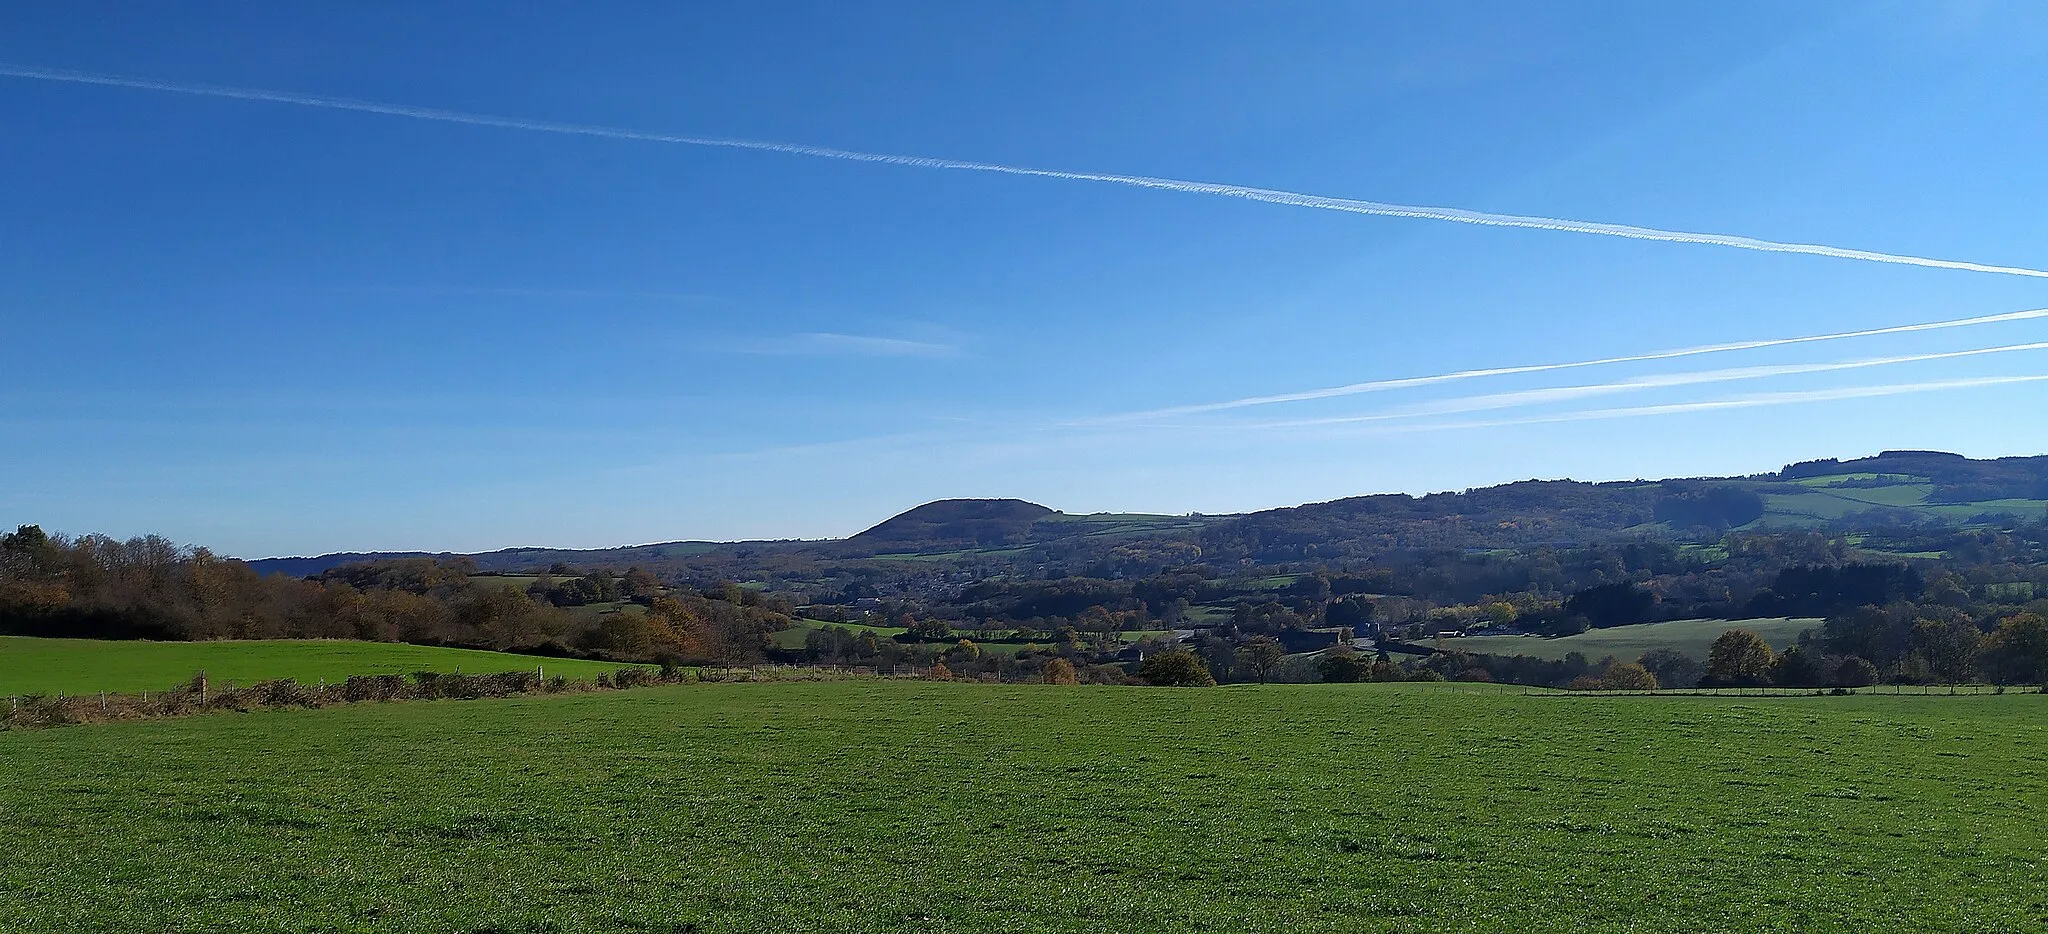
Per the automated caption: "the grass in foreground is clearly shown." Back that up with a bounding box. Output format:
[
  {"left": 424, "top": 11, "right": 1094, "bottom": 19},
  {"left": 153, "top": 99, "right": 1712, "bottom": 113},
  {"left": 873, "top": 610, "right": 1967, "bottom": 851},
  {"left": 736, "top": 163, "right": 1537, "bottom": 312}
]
[
  {"left": 0, "top": 682, "right": 2041, "bottom": 932},
  {"left": 1454, "top": 616, "right": 1819, "bottom": 662},
  {"left": 0, "top": 636, "right": 642, "bottom": 696}
]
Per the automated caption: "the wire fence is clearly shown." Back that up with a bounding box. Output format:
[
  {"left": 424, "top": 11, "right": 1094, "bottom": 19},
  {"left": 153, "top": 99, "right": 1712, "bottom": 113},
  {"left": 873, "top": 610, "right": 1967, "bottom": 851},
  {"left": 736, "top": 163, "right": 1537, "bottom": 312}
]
[{"left": 1536, "top": 682, "right": 2040, "bottom": 698}]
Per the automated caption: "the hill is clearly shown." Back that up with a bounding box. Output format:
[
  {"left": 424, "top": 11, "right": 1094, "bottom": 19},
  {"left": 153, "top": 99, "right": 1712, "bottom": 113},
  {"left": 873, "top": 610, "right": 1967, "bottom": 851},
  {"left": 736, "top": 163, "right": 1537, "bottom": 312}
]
[
  {"left": 237, "top": 451, "right": 2048, "bottom": 584},
  {"left": 848, "top": 498, "right": 1058, "bottom": 548}
]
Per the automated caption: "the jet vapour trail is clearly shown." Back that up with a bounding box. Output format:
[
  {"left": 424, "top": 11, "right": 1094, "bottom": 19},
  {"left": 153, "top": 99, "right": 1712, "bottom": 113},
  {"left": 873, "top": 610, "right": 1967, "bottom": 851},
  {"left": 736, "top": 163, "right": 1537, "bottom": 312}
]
[
  {"left": 1400, "top": 375, "right": 2048, "bottom": 435},
  {"left": 7, "top": 62, "right": 2048, "bottom": 280},
  {"left": 1084, "top": 306, "right": 2048, "bottom": 423},
  {"left": 1206, "top": 340, "right": 2048, "bottom": 431}
]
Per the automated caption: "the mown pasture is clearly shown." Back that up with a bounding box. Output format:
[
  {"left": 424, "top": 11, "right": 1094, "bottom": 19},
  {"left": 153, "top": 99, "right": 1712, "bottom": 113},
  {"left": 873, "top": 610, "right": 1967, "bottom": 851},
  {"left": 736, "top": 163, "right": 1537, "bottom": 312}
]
[
  {"left": 0, "top": 681, "right": 2041, "bottom": 932},
  {"left": 1452, "top": 617, "right": 1819, "bottom": 662},
  {"left": 0, "top": 636, "right": 643, "bottom": 696}
]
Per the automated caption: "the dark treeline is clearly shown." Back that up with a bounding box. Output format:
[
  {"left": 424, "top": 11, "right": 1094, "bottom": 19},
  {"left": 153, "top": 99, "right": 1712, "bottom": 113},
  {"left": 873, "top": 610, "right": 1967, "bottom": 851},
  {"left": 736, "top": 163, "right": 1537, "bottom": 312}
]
[{"left": 0, "top": 525, "right": 790, "bottom": 665}]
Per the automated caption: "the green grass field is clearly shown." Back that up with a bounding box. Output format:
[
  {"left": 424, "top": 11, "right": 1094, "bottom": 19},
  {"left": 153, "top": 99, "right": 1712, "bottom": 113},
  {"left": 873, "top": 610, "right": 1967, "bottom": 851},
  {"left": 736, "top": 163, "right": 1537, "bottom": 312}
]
[
  {"left": 0, "top": 637, "right": 644, "bottom": 696},
  {"left": 1755, "top": 476, "right": 2048, "bottom": 527},
  {"left": 770, "top": 619, "right": 911, "bottom": 649},
  {"left": 772, "top": 620, "right": 1172, "bottom": 653},
  {"left": 0, "top": 682, "right": 2040, "bottom": 932},
  {"left": 1451, "top": 617, "right": 1820, "bottom": 662}
]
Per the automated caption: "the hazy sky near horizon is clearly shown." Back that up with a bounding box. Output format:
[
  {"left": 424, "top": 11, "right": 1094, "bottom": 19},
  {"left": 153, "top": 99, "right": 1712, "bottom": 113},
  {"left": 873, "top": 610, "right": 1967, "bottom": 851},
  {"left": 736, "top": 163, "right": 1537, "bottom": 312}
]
[{"left": 4, "top": 2, "right": 2047, "bottom": 557}]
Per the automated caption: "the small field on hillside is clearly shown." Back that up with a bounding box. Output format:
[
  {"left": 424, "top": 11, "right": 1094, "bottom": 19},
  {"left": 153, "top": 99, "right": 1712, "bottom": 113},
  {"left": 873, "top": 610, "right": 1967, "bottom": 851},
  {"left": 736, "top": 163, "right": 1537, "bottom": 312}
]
[
  {"left": 1751, "top": 475, "right": 2048, "bottom": 527},
  {"left": 1453, "top": 617, "right": 1820, "bottom": 662},
  {"left": 0, "top": 637, "right": 643, "bottom": 696},
  {"left": 1, "top": 682, "right": 2041, "bottom": 932}
]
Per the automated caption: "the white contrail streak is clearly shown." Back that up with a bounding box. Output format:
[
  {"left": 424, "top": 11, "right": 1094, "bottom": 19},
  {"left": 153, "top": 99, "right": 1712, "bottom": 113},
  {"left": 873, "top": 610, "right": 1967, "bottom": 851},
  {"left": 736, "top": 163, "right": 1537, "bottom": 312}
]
[
  {"left": 6, "top": 63, "right": 2048, "bottom": 280},
  {"left": 1428, "top": 374, "right": 2048, "bottom": 433},
  {"left": 1087, "top": 306, "right": 2048, "bottom": 423},
  {"left": 1182, "top": 375, "right": 2048, "bottom": 442},
  {"left": 1210, "top": 340, "right": 2048, "bottom": 430}
]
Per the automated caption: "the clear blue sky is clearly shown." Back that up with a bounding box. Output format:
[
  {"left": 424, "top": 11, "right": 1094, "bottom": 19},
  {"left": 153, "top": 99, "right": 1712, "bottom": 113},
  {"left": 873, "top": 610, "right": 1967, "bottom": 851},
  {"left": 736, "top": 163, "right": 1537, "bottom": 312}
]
[{"left": 4, "top": 2, "right": 2046, "bottom": 557}]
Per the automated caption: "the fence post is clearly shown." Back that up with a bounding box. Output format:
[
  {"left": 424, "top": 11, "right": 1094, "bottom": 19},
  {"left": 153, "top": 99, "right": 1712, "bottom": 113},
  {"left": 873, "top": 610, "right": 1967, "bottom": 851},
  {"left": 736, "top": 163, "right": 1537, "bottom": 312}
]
[{"left": 100, "top": 691, "right": 108, "bottom": 713}]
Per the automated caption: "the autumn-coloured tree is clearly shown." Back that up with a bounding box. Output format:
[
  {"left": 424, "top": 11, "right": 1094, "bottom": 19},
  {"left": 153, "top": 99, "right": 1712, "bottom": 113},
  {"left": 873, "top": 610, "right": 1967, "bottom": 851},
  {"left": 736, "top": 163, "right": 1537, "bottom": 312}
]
[
  {"left": 1980, "top": 612, "right": 2048, "bottom": 685},
  {"left": 1041, "top": 657, "right": 1078, "bottom": 685},
  {"left": 1599, "top": 661, "right": 1659, "bottom": 691},
  {"left": 1704, "top": 629, "right": 1774, "bottom": 687}
]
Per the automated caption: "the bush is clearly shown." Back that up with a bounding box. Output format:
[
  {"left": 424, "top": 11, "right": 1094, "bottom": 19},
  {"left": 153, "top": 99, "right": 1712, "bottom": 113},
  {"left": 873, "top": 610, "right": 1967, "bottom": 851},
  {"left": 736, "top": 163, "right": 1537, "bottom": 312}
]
[
  {"left": 1834, "top": 656, "right": 1879, "bottom": 688},
  {"left": 254, "top": 679, "right": 318, "bottom": 708},
  {"left": 1139, "top": 650, "right": 1215, "bottom": 687},
  {"left": 1041, "top": 658, "right": 1079, "bottom": 685},
  {"left": 1598, "top": 662, "right": 1659, "bottom": 691},
  {"left": 1318, "top": 654, "right": 1365, "bottom": 683}
]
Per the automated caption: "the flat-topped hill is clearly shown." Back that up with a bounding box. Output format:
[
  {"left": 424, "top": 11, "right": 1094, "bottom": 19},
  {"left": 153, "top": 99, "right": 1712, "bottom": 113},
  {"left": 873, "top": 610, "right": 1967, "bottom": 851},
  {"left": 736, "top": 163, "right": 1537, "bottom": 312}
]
[{"left": 849, "top": 499, "right": 1058, "bottom": 548}]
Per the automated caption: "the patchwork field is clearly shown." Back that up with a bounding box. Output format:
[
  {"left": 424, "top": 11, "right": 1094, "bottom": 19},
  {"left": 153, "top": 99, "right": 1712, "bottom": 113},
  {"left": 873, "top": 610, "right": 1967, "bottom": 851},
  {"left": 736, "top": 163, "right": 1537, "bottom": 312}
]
[
  {"left": 0, "top": 681, "right": 2040, "bottom": 932},
  {"left": 0, "top": 637, "right": 643, "bottom": 696},
  {"left": 1452, "top": 617, "right": 1820, "bottom": 662},
  {"left": 1751, "top": 474, "right": 2048, "bottom": 527}
]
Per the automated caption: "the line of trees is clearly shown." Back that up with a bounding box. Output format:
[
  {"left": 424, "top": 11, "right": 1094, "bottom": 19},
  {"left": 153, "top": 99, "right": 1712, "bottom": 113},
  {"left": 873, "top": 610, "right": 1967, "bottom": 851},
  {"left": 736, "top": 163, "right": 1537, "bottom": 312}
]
[
  {"left": 0, "top": 525, "right": 790, "bottom": 665},
  {"left": 1698, "top": 614, "right": 2048, "bottom": 688}
]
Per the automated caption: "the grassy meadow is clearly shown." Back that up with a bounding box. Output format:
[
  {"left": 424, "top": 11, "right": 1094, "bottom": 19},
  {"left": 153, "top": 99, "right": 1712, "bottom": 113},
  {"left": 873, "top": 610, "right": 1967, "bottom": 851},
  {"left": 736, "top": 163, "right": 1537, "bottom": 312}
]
[
  {"left": 1751, "top": 474, "right": 2048, "bottom": 527},
  {"left": 0, "top": 636, "right": 643, "bottom": 696},
  {"left": 1, "top": 681, "right": 2041, "bottom": 932},
  {"left": 1453, "top": 617, "right": 1820, "bottom": 662}
]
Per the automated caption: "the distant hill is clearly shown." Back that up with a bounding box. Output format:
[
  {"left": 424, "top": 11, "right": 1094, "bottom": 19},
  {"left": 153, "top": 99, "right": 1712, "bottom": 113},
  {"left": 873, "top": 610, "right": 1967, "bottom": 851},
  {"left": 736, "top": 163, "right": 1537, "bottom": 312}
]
[
  {"left": 849, "top": 499, "right": 1058, "bottom": 549},
  {"left": 244, "top": 551, "right": 447, "bottom": 579},
  {"left": 246, "top": 542, "right": 738, "bottom": 578},
  {"left": 241, "top": 451, "right": 2048, "bottom": 579}
]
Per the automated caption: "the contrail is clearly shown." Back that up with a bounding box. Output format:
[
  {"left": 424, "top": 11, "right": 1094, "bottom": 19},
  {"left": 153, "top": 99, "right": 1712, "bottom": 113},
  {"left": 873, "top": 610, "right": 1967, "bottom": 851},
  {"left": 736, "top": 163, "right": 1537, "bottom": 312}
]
[
  {"left": 1423, "top": 374, "right": 2048, "bottom": 433},
  {"left": 6, "top": 62, "right": 2048, "bottom": 280},
  {"left": 1178, "top": 374, "right": 2048, "bottom": 442},
  {"left": 1086, "top": 306, "right": 2048, "bottom": 423},
  {"left": 1206, "top": 340, "right": 2048, "bottom": 431}
]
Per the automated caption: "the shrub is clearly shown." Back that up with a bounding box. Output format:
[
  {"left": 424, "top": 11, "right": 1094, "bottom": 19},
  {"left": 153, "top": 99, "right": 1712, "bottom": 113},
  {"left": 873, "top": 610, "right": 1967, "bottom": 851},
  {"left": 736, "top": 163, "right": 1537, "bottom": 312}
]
[
  {"left": 1041, "top": 658, "right": 1079, "bottom": 685},
  {"left": 1834, "top": 656, "right": 1879, "bottom": 688},
  {"left": 1318, "top": 655, "right": 1365, "bottom": 683},
  {"left": 1598, "top": 662, "right": 1659, "bottom": 691},
  {"left": 1139, "top": 650, "right": 1215, "bottom": 687}
]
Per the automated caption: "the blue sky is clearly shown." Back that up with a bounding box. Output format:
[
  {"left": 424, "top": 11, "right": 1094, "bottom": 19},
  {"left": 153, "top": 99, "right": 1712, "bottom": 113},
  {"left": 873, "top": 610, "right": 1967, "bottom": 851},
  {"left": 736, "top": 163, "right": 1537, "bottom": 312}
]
[{"left": 4, "top": 2, "right": 2046, "bottom": 557}]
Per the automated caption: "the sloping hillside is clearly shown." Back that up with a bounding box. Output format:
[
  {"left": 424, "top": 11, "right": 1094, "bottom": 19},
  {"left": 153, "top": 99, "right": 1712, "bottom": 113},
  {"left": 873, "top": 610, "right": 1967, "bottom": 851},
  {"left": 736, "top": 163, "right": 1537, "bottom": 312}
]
[
  {"left": 244, "top": 452, "right": 2048, "bottom": 580},
  {"left": 848, "top": 499, "right": 1057, "bottom": 549}
]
